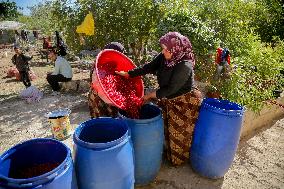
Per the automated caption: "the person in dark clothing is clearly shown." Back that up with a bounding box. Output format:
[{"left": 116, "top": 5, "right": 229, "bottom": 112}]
[
  {"left": 25, "top": 31, "right": 29, "bottom": 42},
  {"left": 15, "top": 30, "right": 20, "bottom": 36},
  {"left": 33, "top": 30, "right": 39, "bottom": 39},
  {"left": 20, "top": 30, "right": 26, "bottom": 41},
  {"left": 127, "top": 53, "right": 194, "bottom": 99},
  {"left": 88, "top": 42, "right": 126, "bottom": 118},
  {"left": 116, "top": 32, "right": 202, "bottom": 166},
  {"left": 55, "top": 31, "right": 67, "bottom": 56},
  {"left": 12, "top": 45, "right": 32, "bottom": 88},
  {"left": 14, "top": 30, "right": 20, "bottom": 44}
]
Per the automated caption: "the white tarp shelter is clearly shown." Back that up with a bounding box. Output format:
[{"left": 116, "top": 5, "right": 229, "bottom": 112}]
[
  {"left": 0, "top": 21, "right": 25, "bottom": 30},
  {"left": 0, "top": 21, "right": 25, "bottom": 44}
]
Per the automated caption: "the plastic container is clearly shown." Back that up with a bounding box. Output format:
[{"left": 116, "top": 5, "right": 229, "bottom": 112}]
[
  {"left": 73, "top": 118, "right": 134, "bottom": 189},
  {"left": 45, "top": 108, "right": 71, "bottom": 140},
  {"left": 190, "top": 98, "right": 244, "bottom": 178},
  {"left": 0, "top": 138, "right": 77, "bottom": 189},
  {"left": 92, "top": 49, "right": 144, "bottom": 108},
  {"left": 119, "top": 104, "right": 164, "bottom": 185}
]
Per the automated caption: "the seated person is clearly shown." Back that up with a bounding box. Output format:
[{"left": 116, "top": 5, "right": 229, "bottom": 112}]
[{"left": 46, "top": 48, "right": 73, "bottom": 94}]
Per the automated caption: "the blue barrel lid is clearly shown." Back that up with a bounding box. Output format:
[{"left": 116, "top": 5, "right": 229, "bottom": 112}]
[{"left": 202, "top": 98, "right": 244, "bottom": 116}]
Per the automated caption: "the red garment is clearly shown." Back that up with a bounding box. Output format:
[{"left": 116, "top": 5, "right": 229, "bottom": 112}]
[
  {"left": 43, "top": 39, "right": 52, "bottom": 49},
  {"left": 227, "top": 54, "right": 231, "bottom": 65},
  {"left": 215, "top": 47, "right": 223, "bottom": 64}
]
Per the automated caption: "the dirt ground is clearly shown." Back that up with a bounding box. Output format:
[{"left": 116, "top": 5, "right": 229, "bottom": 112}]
[
  {"left": 0, "top": 47, "right": 90, "bottom": 152},
  {"left": 0, "top": 47, "right": 283, "bottom": 189},
  {"left": 136, "top": 119, "right": 284, "bottom": 189}
]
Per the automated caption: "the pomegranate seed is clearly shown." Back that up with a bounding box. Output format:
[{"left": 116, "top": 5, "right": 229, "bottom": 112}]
[{"left": 97, "top": 62, "right": 143, "bottom": 118}]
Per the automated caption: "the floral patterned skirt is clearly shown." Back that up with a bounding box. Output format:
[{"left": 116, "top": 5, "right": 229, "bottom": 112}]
[{"left": 158, "top": 88, "right": 202, "bottom": 165}]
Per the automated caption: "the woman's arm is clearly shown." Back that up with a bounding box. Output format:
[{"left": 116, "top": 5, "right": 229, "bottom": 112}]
[{"left": 128, "top": 53, "right": 164, "bottom": 77}]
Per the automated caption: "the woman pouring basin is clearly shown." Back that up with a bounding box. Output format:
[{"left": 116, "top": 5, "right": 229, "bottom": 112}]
[{"left": 116, "top": 32, "right": 202, "bottom": 165}]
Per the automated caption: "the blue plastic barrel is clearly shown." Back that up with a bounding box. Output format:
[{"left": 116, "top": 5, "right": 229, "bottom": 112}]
[
  {"left": 73, "top": 118, "right": 134, "bottom": 189},
  {"left": 0, "top": 138, "right": 77, "bottom": 189},
  {"left": 119, "top": 104, "right": 164, "bottom": 185},
  {"left": 190, "top": 98, "right": 244, "bottom": 178}
]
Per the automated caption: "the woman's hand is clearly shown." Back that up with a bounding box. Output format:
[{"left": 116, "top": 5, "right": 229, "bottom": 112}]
[
  {"left": 142, "top": 91, "right": 157, "bottom": 104},
  {"left": 115, "top": 71, "right": 129, "bottom": 78}
]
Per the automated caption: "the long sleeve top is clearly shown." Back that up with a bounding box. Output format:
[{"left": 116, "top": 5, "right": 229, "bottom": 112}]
[
  {"left": 128, "top": 53, "right": 194, "bottom": 99},
  {"left": 12, "top": 53, "right": 32, "bottom": 71},
  {"left": 52, "top": 56, "right": 73, "bottom": 78}
]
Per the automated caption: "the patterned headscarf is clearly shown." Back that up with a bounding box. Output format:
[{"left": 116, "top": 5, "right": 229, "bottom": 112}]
[{"left": 159, "top": 32, "right": 195, "bottom": 67}]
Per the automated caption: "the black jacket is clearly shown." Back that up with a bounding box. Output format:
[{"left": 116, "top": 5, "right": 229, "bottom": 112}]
[
  {"left": 128, "top": 53, "right": 194, "bottom": 99},
  {"left": 12, "top": 54, "right": 32, "bottom": 71}
]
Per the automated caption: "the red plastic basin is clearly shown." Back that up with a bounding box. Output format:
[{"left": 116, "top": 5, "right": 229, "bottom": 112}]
[{"left": 92, "top": 49, "right": 144, "bottom": 109}]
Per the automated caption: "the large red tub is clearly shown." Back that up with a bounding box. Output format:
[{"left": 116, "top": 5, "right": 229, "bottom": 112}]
[{"left": 92, "top": 49, "right": 144, "bottom": 110}]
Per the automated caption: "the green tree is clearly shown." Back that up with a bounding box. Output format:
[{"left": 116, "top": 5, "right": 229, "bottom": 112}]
[
  {"left": 51, "top": 0, "right": 165, "bottom": 63},
  {"left": 157, "top": 0, "right": 284, "bottom": 111},
  {"left": 219, "top": 35, "right": 284, "bottom": 111},
  {"left": 17, "top": 0, "right": 284, "bottom": 111},
  {"left": 51, "top": 0, "right": 86, "bottom": 52},
  {"left": 252, "top": 0, "right": 284, "bottom": 42},
  {"left": 157, "top": 10, "right": 217, "bottom": 57},
  {"left": 0, "top": 1, "right": 20, "bottom": 20},
  {"left": 18, "top": 1, "right": 60, "bottom": 35}
]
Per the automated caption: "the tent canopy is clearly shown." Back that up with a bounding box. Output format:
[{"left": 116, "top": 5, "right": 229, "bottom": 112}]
[{"left": 0, "top": 21, "right": 25, "bottom": 30}]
